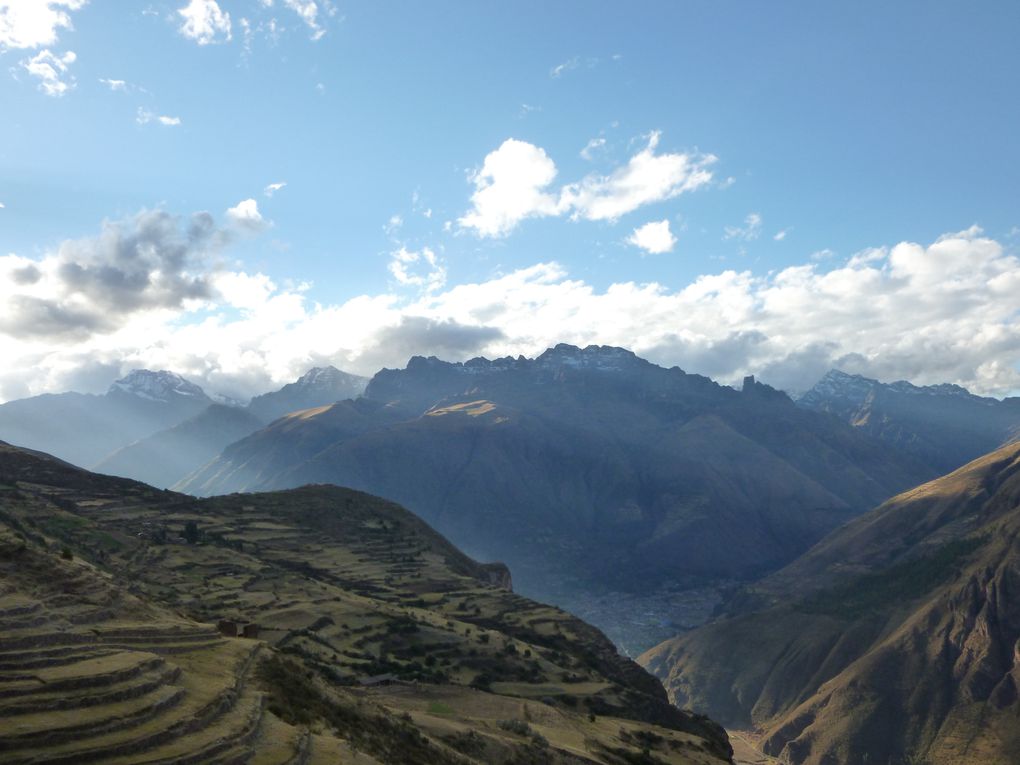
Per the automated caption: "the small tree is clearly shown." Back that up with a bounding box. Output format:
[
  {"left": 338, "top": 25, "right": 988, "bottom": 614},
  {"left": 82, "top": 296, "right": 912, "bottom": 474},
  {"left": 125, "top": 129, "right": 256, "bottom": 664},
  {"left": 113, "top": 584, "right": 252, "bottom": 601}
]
[{"left": 184, "top": 520, "right": 200, "bottom": 544}]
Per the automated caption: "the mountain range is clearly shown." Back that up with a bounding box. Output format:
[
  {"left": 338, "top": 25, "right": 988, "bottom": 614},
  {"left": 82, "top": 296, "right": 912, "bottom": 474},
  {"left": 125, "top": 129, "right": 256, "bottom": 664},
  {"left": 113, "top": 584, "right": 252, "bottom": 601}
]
[
  {"left": 0, "top": 366, "right": 368, "bottom": 488},
  {"left": 640, "top": 441, "right": 1020, "bottom": 765},
  {"left": 179, "top": 346, "right": 934, "bottom": 607},
  {"left": 798, "top": 369, "right": 1020, "bottom": 475}
]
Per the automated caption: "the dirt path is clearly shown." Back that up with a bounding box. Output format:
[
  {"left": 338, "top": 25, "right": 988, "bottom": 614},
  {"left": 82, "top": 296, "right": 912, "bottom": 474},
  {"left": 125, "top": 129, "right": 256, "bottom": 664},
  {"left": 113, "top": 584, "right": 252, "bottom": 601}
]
[{"left": 728, "top": 729, "right": 780, "bottom": 765}]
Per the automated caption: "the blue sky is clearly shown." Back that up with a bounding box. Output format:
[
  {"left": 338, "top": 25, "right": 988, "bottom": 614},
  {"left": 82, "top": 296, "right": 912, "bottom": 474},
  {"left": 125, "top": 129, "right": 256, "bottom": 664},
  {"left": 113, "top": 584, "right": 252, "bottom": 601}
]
[{"left": 1, "top": 1, "right": 1019, "bottom": 400}]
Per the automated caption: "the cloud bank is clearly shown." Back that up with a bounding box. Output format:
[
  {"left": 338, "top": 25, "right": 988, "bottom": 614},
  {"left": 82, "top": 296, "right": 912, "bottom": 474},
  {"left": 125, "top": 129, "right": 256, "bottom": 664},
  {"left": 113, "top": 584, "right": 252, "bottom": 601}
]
[{"left": 1, "top": 216, "right": 1017, "bottom": 403}]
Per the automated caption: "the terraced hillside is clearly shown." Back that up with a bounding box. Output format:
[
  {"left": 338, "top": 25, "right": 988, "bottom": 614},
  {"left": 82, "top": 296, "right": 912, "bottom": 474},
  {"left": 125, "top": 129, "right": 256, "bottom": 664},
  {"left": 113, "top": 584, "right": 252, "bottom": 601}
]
[
  {"left": 0, "top": 441, "right": 731, "bottom": 764},
  {"left": 0, "top": 523, "right": 298, "bottom": 764}
]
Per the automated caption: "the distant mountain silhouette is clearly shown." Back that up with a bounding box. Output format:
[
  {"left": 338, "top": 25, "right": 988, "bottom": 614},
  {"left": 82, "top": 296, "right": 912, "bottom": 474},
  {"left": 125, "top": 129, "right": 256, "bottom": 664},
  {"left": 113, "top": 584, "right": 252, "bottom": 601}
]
[
  {"left": 0, "top": 366, "right": 369, "bottom": 486},
  {"left": 0, "top": 370, "right": 212, "bottom": 469},
  {"left": 799, "top": 368, "right": 1020, "bottom": 474}
]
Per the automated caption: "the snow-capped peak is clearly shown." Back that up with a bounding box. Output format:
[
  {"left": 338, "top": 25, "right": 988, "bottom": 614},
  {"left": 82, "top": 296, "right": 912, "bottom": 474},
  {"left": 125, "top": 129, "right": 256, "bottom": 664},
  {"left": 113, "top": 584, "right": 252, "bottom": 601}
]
[
  {"left": 296, "top": 366, "right": 344, "bottom": 387},
  {"left": 108, "top": 370, "right": 207, "bottom": 402}
]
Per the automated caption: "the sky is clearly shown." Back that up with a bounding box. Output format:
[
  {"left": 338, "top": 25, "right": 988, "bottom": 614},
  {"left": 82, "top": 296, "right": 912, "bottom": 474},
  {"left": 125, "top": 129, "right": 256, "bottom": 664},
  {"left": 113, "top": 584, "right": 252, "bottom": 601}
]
[{"left": 1, "top": 0, "right": 1019, "bottom": 402}]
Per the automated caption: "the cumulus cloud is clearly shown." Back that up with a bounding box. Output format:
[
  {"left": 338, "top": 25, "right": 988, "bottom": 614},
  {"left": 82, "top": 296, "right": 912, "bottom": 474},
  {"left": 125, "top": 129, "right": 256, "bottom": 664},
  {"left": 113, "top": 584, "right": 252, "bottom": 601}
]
[
  {"left": 458, "top": 132, "right": 715, "bottom": 237},
  {"left": 388, "top": 246, "right": 446, "bottom": 292},
  {"left": 99, "top": 77, "right": 126, "bottom": 91},
  {"left": 0, "top": 0, "right": 85, "bottom": 50},
  {"left": 225, "top": 198, "right": 266, "bottom": 231},
  {"left": 263, "top": 181, "right": 286, "bottom": 197},
  {"left": 0, "top": 210, "right": 225, "bottom": 340},
  {"left": 724, "top": 212, "right": 762, "bottom": 241},
  {"left": 177, "top": 0, "right": 231, "bottom": 45},
  {"left": 20, "top": 48, "right": 75, "bottom": 96},
  {"left": 627, "top": 219, "right": 676, "bottom": 254},
  {"left": 457, "top": 139, "right": 563, "bottom": 238},
  {"left": 2, "top": 224, "right": 1018, "bottom": 403}
]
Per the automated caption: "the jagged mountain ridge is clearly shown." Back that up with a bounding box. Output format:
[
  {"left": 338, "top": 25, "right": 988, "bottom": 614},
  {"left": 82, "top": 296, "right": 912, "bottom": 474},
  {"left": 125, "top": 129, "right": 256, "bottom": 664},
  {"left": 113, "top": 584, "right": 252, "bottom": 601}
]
[
  {"left": 0, "top": 440, "right": 731, "bottom": 765},
  {"left": 640, "top": 441, "right": 1020, "bottom": 765},
  {"left": 181, "top": 345, "right": 933, "bottom": 601},
  {"left": 798, "top": 368, "right": 1020, "bottom": 474}
]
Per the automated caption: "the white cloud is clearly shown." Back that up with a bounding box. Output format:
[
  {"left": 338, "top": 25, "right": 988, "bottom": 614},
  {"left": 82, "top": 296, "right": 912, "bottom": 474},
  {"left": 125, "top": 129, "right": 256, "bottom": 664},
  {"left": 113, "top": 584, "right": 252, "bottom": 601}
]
[
  {"left": 459, "top": 132, "right": 715, "bottom": 238},
  {"left": 177, "top": 0, "right": 231, "bottom": 45},
  {"left": 561, "top": 132, "right": 715, "bottom": 222},
  {"left": 457, "top": 139, "right": 563, "bottom": 238},
  {"left": 99, "top": 77, "right": 126, "bottom": 91},
  {"left": 136, "top": 107, "right": 181, "bottom": 126},
  {"left": 264, "top": 181, "right": 286, "bottom": 197},
  {"left": 20, "top": 48, "right": 75, "bottom": 96},
  {"left": 550, "top": 57, "right": 579, "bottom": 78},
  {"left": 283, "top": 0, "right": 326, "bottom": 40},
  {"left": 724, "top": 212, "right": 762, "bottom": 241},
  {"left": 2, "top": 223, "right": 1018, "bottom": 403},
  {"left": 0, "top": 202, "right": 5, "bottom": 208},
  {"left": 225, "top": 198, "right": 266, "bottom": 230},
  {"left": 580, "top": 137, "right": 606, "bottom": 161},
  {"left": 388, "top": 246, "right": 446, "bottom": 292},
  {"left": 0, "top": 0, "right": 85, "bottom": 50},
  {"left": 627, "top": 219, "right": 676, "bottom": 254},
  {"left": 774, "top": 228, "right": 789, "bottom": 241}
]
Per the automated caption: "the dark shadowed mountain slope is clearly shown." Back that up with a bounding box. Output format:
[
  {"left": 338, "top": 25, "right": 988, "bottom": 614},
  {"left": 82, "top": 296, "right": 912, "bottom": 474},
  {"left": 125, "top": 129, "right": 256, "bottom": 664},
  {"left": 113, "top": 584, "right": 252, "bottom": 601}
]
[
  {"left": 0, "top": 440, "right": 731, "bottom": 765},
  {"left": 94, "top": 403, "right": 266, "bottom": 488},
  {"left": 181, "top": 346, "right": 933, "bottom": 597},
  {"left": 640, "top": 441, "right": 1020, "bottom": 765},
  {"left": 799, "top": 369, "right": 1020, "bottom": 475},
  {"left": 247, "top": 365, "right": 368, "bottom": 422},
  {"left": 0, "top": 370, "right": 212, "bottom": 469}
]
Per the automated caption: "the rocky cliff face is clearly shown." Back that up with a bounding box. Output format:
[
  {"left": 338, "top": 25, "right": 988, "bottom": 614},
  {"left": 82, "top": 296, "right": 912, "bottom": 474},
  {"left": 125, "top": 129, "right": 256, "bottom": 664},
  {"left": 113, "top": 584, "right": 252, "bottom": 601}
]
[{"left": 641, "top": 442, "right": 1020, "bottom": 765}]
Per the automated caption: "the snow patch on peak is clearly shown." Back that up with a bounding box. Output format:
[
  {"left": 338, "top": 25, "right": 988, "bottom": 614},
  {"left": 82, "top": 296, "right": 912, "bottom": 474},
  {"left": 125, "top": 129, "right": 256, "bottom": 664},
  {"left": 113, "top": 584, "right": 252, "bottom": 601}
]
[
  {"left": 108, "top": 370, "right": 207, "bottom": 402},
  {"left": 536, "top": 344, "right": 639, "bottom": 371},
  {"left": 297, "top": 366, "right": 345, "bottom": 387}
]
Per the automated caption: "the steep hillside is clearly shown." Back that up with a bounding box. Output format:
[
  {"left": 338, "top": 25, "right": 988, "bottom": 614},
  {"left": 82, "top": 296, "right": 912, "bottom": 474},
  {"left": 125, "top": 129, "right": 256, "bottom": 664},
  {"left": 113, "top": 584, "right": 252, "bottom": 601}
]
[
  {"left": 0, "top": 441, "right": 732, "bottom": 765},
  {"left": 640, "top": 442, "right": 1020, "bottom": 765},
  {"left": 0, "top": 370, "right": 212, "bottom": 469},
  {"left": 95, "top": 404, "right": 266, "bottom": 488},
  {"left": 181, "top": 347, "right": 932, "bottom": 603},
  {"left": 799, "top": 369, "right": 1020, "bottom": 474}
]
